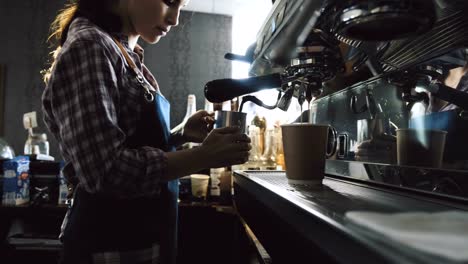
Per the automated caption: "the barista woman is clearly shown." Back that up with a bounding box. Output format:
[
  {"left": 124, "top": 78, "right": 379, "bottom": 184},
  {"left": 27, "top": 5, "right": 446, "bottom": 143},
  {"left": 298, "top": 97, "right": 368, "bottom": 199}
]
[{"left": 41, "top": 0, "right": 251, "bottom": 263}]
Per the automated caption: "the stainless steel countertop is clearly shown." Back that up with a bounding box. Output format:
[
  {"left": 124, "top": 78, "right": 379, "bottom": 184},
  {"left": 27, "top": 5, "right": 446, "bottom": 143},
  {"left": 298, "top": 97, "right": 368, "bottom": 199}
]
[{"left": 233, "top": 170, "right": 468, "bottom": 264}]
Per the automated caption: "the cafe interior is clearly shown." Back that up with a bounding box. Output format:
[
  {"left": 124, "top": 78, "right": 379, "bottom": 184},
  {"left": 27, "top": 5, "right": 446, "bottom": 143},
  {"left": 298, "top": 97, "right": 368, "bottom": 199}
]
[{"left": 1, "top": 0, "right": 468, "bottom": 263}]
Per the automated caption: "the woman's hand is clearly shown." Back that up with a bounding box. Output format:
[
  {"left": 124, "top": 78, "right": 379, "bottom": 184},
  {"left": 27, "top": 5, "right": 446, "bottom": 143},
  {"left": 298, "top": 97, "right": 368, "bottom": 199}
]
[
  {"left": 166, "top": 126, "right": 251, "bottom": 180},
  {"left": 183, "top": 110, "right": 215, "bottom": 143},
  {"left": 199, "top": 126, "right": 251, "bottom": 168}
]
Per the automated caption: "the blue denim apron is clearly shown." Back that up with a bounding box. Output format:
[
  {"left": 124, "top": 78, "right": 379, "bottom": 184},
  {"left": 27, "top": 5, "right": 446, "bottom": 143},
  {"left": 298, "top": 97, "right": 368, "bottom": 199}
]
[
  {"left": 61, "top": 42, "right": 178, "bottom": 264},
  {"left": 153, "top": 93, "right": 179, "bottom": 264}
]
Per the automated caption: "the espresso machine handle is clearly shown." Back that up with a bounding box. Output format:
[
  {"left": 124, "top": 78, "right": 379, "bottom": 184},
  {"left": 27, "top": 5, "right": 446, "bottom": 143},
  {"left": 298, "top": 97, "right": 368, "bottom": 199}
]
[
  {"left": 326, "top": 126, "right": 338, "bottom": 158},
  {"left": 204, "top": 73, "right": 282, "bottom": 103}
]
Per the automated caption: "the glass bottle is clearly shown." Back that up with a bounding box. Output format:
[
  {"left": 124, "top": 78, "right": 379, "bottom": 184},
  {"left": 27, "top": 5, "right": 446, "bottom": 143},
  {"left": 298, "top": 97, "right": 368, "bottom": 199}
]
[
  {"left": 245, "top": 125, "right": 261, "bottom": 170},
  {"left": 275, "top": 126, "right": 286, "bottom": 170},
  {"left": 173, "top": 94, "right": 197, "bottom": 137},
  {"left": 231, "top": 97, "right": 239, "bottom": 112},
  {"left": 260, "top": 127, "right": 277, "bottom": 170},
  {"left": 181, "top": 94, "right": 197, "bottom": 149},
  {"left": 204, "top": 98, "right": 213, "bottom": 112},
  {"left": 251, "top": 114, "right": 266, "bottom": 155},
  {"left": 184, "top": 94, "right": 196, "bottom": 122}
]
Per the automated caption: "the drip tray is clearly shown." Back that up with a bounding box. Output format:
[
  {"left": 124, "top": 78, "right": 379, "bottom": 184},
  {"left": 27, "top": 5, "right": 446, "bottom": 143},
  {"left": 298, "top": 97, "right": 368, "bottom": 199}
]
[{"left": 234, "top": 170, "right": 464, "bottom": 217}]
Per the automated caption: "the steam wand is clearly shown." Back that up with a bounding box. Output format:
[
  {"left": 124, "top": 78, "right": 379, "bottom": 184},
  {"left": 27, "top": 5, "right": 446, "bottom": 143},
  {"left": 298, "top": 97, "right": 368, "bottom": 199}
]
[{"left": 239, "top": 92, "right": 282, "bottom": 112}]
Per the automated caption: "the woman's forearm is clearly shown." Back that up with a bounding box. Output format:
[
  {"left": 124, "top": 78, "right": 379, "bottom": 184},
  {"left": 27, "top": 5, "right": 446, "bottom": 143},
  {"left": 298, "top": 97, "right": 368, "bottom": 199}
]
[{"left": 165, "top": 147, "right": 208, "bottom": 181}]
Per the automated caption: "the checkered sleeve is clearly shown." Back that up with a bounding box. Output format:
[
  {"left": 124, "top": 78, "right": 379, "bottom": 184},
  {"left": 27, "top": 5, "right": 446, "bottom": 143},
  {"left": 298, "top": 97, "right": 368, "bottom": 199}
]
[{"left": 48, "top": 40, "right": 167, "bottom": 197}]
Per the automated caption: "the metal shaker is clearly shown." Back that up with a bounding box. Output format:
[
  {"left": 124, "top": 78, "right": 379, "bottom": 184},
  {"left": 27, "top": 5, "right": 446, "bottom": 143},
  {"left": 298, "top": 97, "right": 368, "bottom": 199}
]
[{"left": 214, "top": 111, "right": 247, "bottom": 134}]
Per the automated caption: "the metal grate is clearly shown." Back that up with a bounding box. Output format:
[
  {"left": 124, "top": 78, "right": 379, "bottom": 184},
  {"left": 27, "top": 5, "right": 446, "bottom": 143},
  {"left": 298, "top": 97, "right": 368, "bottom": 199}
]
[
  {"left": 335, "top": 34, "right": 362, "bottom": 48},
  {"left": 243, "top": 171, "right": 334, "bottom": 191},
  {"left": 241, "top": 171, "right": 391, "bottom": 213},
  {"left": 379, "top": 7, "right": 468, "bottom": 71},
  {"left": 243, "top": 171, "right": 289, "bottom": 188}
]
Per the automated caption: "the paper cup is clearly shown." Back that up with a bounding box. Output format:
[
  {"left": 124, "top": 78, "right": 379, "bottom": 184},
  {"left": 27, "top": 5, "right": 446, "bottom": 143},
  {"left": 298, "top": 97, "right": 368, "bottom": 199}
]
[
  {"left": 190, "top": 174, "right": 210, "bottom": 198},
  {"left": 281, "top": 123, "right": 330, "bottom": 185},
  {"left": 396, "top": 128, "right": 447, "bottom": 168}
]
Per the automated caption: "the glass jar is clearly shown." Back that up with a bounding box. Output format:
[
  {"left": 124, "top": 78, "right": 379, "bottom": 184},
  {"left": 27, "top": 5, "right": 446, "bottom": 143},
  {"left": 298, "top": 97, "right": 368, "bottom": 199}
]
[
  {"left": 24, "top": 133, "right": 49, "bottom": 155},
  {"left": 0, "top": 137, "right": 15, "bottom": 159}
]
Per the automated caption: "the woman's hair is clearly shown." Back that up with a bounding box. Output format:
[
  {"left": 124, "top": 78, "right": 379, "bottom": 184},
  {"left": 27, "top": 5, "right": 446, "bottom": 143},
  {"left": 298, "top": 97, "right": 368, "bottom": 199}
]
[{"left": 42, "top": 0, "right": 121, "bottom": 83}]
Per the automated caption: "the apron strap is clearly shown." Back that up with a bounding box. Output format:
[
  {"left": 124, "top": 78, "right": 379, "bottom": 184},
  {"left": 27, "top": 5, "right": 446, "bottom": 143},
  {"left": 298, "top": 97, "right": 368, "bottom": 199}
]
[{"left": 112, "top": 37, "right": 156, "bottom": 102}]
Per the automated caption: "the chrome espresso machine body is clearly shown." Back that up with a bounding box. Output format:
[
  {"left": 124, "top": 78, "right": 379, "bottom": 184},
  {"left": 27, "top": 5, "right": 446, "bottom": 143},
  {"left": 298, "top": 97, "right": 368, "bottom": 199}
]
[
  {"left": 205, "top": 1, "right": 468, "bottom": 262},
  {"left": 205, "top": 0, "right": 468, "bottom": 202}
]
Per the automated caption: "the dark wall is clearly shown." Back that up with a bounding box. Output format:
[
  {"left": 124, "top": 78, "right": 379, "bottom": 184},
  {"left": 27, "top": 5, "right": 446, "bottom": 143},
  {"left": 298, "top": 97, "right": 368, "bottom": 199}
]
[
  {"left": 0, "top": 0, "right": 232, "bottom": 159},
  {"left": 0, "top": 0, "right": 63, "bottom": 156},
  {"left": 143, "top": 11, "right": 232, "bottom": 128}
]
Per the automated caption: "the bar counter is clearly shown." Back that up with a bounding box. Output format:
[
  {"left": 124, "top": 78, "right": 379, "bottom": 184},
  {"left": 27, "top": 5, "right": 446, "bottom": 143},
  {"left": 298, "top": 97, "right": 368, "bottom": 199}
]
[{"left": 233, "top": 170, "right": 468, "bottom": 264}]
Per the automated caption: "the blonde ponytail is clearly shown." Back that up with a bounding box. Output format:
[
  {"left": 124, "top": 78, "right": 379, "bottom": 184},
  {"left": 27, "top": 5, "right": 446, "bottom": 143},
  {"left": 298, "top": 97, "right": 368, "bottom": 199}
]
[
  {"left": 42, "top": 2, "right": 78, "bottom": 84},
  {"left": 48, "top": 3, "right": 78, "bottom": 45},
  {"left": 42, "top": 0, "right": 121, "bottom": 84}
]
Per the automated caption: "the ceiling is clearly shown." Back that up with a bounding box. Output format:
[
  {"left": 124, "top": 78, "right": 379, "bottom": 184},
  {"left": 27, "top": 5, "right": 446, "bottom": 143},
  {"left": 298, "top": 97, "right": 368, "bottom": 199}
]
[{"left": 184, "top": 0, "right": 272, "bottom": 16}]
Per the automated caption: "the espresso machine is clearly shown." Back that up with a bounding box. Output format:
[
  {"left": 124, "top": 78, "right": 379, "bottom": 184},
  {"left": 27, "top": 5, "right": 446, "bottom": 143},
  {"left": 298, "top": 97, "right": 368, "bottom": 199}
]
[
  {"left": 205, "top": 0, "right": 468, "bottom": 200},
  {"left": 205, "top": 1, "right": 468, "bottom": 263}
]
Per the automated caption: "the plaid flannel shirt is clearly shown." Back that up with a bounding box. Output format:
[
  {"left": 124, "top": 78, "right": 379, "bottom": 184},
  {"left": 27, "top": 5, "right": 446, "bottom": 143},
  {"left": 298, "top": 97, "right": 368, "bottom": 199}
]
[{"left": 42, "top": 17, "right": 168, "bottom": 199}]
